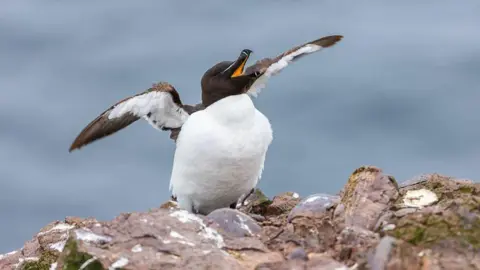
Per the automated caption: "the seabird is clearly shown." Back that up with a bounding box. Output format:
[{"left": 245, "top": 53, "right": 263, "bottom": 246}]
[{"left": 69, "top": 35, "right": 343, "bottom": 215}]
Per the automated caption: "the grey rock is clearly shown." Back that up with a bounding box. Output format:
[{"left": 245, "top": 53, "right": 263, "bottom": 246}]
[
  {"left": 288, "top": 193, "right": 340, "bottom": 222},
  {"left": 367, "top": 236, "right": 397, "bottom": 270},
  {"left": 399, "top": 173, "right": 432, "bottom": 187},
  {"left": 207, "top": 208, "right": 262, "bottom": 238},
  {"left": 394, "top": 208, "right": 417, "bottom": 217},
  {"left": 287, "top": 247, "right": 308, "bottom": 261}
]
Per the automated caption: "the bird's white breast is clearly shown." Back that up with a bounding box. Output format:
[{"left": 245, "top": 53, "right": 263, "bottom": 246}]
[{"left": 169, "top": 94, "right": 273, "bottom": 214}]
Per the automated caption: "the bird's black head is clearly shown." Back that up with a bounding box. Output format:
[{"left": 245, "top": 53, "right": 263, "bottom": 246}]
[{"left": 201, "top": 49, "right": 260, "bottom": 107}]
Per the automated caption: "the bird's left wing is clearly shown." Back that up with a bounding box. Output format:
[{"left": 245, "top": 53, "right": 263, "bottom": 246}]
[
  {"left": 69, "top": 82, "right": 190, "bottom": 152},
  {"left": 244, "top": 35, "right": 343, "bottom": 96}
]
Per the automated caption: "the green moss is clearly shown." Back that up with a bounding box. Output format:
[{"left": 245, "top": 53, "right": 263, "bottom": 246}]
[
  {"left": 340, "top": 168, "right": 361, "bottom": 208},
  {"left": 389, "top": 212, "right": 480, "bottom": 249},
  {"left": 250, "top": 189, "right": 272, "bottom": 215},
  {"left": 410, "top": 227, "right": 425, "bottom": 245},
  {"left": 388, "top": 174, "right": 480, "bottom": 258},
  {"left": 341, "top": 166, "right": 382, "bottom": 208},
  {"left": 392, "top": 219, "right": 426, "bottom": 245},
  {"left": 457, "top": 186, "right": 474, "bottom": 194},
  {"left": 61, "top": 237, "right": 104, "bottom": 270},
  {"left": 254, "top": 189, "right": 270, "bottom": 203},
  {"left": 388, "top": 175, "right": 400, "bottom": 191},
  {"left": 22, "top": 250, "right": 58, "bottom": 270}
]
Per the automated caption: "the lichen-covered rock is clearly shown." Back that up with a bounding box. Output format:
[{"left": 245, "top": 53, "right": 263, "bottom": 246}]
[
  {"left": 1, "top": 166, "right": 478, "bottom": 270},
  {"left": 337, "top": 166, "right": 399, "bottom": 231},
  {"left": 380, "top": 173, "right": 480, "bottom": 270},
  {"left": 55, "top": 209, "right": 260, "bottom": 270},
  {"left": 265, "top": 192, "right": 301, "bottom": 216},
  {"left": 388, "top": 174, "right": 480, "bottom": 248},
  {"left": 0, "top": 218, "right": 98, "bottom": 270}
]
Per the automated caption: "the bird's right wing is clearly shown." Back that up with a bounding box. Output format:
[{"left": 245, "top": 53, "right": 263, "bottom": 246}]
[{"left": 69, "top": 82, "right": 191, "bottom": 152}]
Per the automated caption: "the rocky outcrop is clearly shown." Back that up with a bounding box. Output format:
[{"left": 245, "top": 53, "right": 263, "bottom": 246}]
[{"left": 1, "top": 166, "right": 479, "bottom": 270}]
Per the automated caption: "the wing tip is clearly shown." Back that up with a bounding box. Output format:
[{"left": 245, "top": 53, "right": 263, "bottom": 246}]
[
  {"left": 67, "top": 118, "right": 101, "bottom": 153},
  {"left": 68, "top": 143, "right": 79, "bottom": 153},
  {"left": 311, "top": 35, "right": 344, "bottom": 48},
  {"left": 68, "top": 137, "right": 85, "bottom": 153}
]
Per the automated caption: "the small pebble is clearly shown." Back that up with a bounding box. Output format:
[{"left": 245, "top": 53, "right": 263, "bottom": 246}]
[
  {"left": 394, "top": 208, "right": 417, "bottom": 217},
  {"left": 382, "top": 224, "right": 396, "bottom": 231}
]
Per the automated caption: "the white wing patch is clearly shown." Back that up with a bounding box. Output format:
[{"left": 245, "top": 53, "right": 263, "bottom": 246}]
[
  {"left": 247, "top": 44, "right": 322, "bottom": 97},
  {"left": 108, "top": 91, "right": 189, "bottom": 130}
]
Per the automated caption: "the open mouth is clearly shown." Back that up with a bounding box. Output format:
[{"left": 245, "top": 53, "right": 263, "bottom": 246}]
[{"left": 230, "top": 49, "right": 252, "bottom": 78}]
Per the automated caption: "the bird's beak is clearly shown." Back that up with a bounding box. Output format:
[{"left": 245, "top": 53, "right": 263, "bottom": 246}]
[{"left": 229, "top": 49, "right": 252, "bottom": 78}]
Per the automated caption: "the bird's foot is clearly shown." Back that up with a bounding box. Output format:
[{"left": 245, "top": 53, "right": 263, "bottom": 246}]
[{"left": 235, "top": 188, "right": 255, "bottom": 209}]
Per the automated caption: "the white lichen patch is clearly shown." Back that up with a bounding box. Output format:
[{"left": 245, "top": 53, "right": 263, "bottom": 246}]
[
  {"left": 177, "top": 240, "right": 196, "bottom": 247},
  {"left": 170, "top": 210, "right": 203, "bottom": 224},
  {"left": 304, "top": 195, "right": 322, "bottom": 204},
  {"left": 131, "top": 244, "right": 142, "bottom": 253},
  {"left": 200, "top": 227, "right": 224, "bottom": 248},
  {"left": 170, "top": 210, "right": 224, "bottom": 248},
  {"left": 79, "top": 257, "right": 97, "bottom": 270},
  {"left": 292, "top": 192, "right": 300, "bottom": 199},
  {"left": 38, "top": 223, "right": 74, "bottom": 236},
  {"left": 75, "top": 229, "right": 112, "bottom": 243},
  {"left": 50, "top": 262, "right": 58, "bottom": 270},
  {"left": 236, "top": 214, "right": 253, "bottom": 235},
  {"left": 13, "top": 257, "right": 39, "bottom": 268},
  {"left": 403, "top": 189, "right": 438, "bottom": 208},
  {"left": 239, "top": 221, "right": 252, "bottom": 235},
  {"left": 170, "top": 231, "right": 185, "bottom": 239},
  {"left": 50, "top": 239, "right": 67, "bottom": 252},
  {"left": 0, "top": 250, "right": 17, "bottom": 260},
  {"left": 109, "top": 257, "right": 129, "bottom": 269},
  {"left": 382, "top": 224, "right": 396, "bottom": 231},
  {"left": 170, "top": 230, "right": 196, "bottom": 246}
]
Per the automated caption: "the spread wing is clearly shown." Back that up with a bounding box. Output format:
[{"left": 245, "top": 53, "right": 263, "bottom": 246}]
[
  {"left": 69, "top": 82, "right": 193, "bottom": 152},
  {"left": 244, "top": 35, "right": 343, "bottom": 96}
]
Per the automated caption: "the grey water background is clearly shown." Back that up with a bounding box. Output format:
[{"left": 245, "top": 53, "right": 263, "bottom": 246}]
[{"left": 1, "top": 0, "right": 479, "bottom": 252}]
